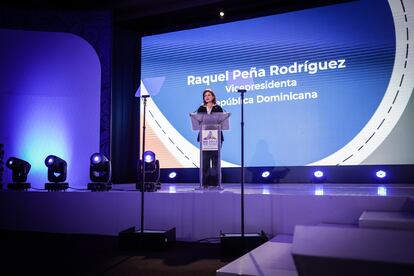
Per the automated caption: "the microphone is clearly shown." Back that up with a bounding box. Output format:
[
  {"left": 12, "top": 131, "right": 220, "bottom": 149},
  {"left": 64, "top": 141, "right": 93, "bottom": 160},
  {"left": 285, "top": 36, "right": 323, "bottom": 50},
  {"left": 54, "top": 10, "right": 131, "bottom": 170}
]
[
  {"left": 237, "top": 89, "right": 247, "bottom": 93},
  {"left": 141, "top": 95, "right": 150, "bottom": 98}
]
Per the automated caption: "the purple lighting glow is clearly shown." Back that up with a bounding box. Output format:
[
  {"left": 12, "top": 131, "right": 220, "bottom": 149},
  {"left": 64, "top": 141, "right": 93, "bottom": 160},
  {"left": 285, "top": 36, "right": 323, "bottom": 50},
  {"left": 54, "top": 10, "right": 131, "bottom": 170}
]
[{"left": 0, "top": 29, "right": 101, "bottom": 187}]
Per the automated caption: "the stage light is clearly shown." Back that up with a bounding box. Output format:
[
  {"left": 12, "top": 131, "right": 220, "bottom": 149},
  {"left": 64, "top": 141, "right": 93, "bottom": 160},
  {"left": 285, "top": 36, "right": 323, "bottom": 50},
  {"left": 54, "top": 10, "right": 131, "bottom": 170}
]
[
  {"left": 137, "top": 150, "right": 160, "bottom": 192},
  {"left": 253, "top": 167, "right": 290, "bottom": 183},
  {"left": 144, "top": 151, "right": 155, "bottom": 163},
  {"left": 6, "top": 157, "right": 31, "bottom": 190},
  {"left": 261, "top": 171, "right": 270, "bottom": 178},
  {"left": 88, "top": 153, "right": 112, "bottom": 192},
  {"left": 7, "top": 157, "right": 31, "bottom": 182},
  {"left": 312, "top": 170, "right": 326, "bottom": 183},
  {"left": 168, "top": 172, "right": 177, "bottom": 179},
  {"left": 314, "top": 170, "right": 324, "bottom": 178},
  {"left": 44, "top": 155, "right": 68, "bottom": 191},
  {"left": 219, "top": 11, "right": 225, "bottom": 18},
  {"left": 376, "top": 170, "right": 386, "bottom": 179}
]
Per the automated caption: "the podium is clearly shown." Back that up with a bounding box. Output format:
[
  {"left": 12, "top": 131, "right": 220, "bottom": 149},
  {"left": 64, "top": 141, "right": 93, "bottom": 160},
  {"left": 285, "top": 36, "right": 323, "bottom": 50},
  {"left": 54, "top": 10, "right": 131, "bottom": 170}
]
[{"left": 190, "top": 112, "right": 230, "bottom": 189}]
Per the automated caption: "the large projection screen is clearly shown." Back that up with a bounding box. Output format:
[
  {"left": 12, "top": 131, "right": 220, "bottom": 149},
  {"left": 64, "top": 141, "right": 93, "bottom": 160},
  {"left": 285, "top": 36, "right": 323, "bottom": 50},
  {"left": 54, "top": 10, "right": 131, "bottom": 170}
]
[{"left": 140, "top": 0, "right": 414, "bottom": 169}]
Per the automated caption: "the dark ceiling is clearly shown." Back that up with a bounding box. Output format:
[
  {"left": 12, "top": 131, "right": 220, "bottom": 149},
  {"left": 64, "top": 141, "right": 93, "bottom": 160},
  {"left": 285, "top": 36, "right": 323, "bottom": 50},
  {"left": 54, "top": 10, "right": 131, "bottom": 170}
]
[{"left": 0, "top": 0, "right": 349, "bottom": 35}]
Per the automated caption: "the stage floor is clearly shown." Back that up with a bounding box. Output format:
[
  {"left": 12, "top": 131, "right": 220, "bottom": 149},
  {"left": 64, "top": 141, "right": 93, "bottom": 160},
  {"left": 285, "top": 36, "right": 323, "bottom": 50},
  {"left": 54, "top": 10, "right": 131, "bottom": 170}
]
[{"left": 1, "top": 183, "right": 413, "bottom": 241}]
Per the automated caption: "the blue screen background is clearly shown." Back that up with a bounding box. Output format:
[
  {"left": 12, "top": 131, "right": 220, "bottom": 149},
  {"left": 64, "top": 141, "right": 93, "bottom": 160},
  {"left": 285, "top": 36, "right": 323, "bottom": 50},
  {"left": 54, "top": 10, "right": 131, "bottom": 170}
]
[{"left": 141, "top": 0, "right": 395, "bottom": 167}]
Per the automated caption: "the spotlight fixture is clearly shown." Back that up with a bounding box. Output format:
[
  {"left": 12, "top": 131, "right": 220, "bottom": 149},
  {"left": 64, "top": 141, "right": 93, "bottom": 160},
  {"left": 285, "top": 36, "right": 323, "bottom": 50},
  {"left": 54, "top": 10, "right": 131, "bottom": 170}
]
[
  {"left": 137, "top": 150, "right": 160, "bottom": 192},
  {"left": 44, "top": 155, "right": 68, "bottom": 191},
  {"left": 312, "top": 170, "right": 326, "bottom": 183},
  {"left": 253, "top": 167, "right": 290, "bottom": 183},
  {"left": 314, "top": 170, "right": 323, "bottom": 178},
  {"left": 6, "top": 157, "right": 31, "bottom": 191},
  {"left": 376, "top": 170, "right": 386, "bottom": 179},
  {"left": 219, "top": 11, "right": 225, "bottom": 18},
  {"left": 144, "top": 151, "right": 155, "bottom": 163},
  {"left": 261, "top": 171, "right": 270, "bottom": 178},
  {"left": 168, "top": 172, "right": 177, "bottom": 179},
  {"left": 88, "top": 153, "right": 112, "bottom": 192}
]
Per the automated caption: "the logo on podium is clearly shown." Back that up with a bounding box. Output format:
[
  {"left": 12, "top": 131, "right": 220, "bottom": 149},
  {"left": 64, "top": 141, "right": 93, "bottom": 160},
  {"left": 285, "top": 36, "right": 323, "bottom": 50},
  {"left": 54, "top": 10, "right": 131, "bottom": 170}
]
[{"left": 201, "top": 130, "right": 218, "bottom": 151}]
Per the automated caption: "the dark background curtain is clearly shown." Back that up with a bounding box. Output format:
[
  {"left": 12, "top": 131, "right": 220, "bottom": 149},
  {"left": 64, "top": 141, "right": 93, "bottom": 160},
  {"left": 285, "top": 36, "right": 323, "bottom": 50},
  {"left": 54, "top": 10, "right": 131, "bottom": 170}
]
[{"left": 111, "top": 27, "right": 140, "bottom": 183}]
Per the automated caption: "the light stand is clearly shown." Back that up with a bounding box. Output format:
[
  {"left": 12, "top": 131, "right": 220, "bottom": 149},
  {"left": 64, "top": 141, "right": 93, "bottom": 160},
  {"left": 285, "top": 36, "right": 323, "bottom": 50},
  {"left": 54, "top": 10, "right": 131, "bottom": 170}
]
[
  {"left": 141, "top": 95, "right": 149, "bottom": 232},
  {"left": 119, "top": 94, "right": 175, "bottom": 250},
  {"left": 220, "top": 89, "right": 268, "bottom": 256}
]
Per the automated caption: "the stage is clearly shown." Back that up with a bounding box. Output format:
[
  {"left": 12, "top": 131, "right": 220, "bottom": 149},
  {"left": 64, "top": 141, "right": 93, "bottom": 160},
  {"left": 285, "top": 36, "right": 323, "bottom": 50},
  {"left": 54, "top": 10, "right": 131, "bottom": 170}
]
[{"left": 0, "top": 183, "right": 413, "bottom": 241}]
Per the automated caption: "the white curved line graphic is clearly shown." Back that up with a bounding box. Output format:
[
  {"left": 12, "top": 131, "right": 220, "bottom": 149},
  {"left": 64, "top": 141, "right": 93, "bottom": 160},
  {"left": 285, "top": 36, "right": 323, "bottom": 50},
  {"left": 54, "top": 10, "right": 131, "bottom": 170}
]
[{"left": 310, "top": 0, "right": 414, "bottom": 165}]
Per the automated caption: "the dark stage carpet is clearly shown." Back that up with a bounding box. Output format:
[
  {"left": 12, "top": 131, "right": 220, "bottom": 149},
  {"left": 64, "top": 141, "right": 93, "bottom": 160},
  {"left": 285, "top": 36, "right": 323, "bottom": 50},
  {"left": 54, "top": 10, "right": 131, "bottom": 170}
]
[{"left": 0, "top": 230, "right": 236, "bottom": 276}]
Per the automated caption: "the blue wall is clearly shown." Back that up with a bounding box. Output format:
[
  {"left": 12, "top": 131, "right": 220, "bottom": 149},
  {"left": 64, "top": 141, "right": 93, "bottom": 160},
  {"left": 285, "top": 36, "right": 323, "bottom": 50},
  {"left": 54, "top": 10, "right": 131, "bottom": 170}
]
[{"left": 0, "top": 29, "right": 101, "bottom": 187}]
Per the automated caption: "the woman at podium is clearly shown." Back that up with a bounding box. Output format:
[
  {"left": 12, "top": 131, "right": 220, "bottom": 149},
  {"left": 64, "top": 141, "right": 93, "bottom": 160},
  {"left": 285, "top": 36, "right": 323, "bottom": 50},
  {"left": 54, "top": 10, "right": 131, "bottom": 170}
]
[{"left": 197, "top": 88, "right": 224, "bottom": 187}]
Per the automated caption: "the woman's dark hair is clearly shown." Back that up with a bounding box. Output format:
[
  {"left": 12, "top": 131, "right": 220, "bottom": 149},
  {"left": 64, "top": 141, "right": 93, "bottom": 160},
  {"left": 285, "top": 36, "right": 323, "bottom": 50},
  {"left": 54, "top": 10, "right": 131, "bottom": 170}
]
[{"left": 203, "top": 89, "right": 217, "bottom": 105}]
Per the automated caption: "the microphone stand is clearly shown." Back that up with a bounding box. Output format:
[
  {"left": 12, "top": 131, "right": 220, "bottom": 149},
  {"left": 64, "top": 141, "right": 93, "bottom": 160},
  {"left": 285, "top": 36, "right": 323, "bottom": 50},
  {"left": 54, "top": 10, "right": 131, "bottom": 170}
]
[
  {"left": 118, "top": 94, "right": 176, "bottom": 251},
  {"left": 140, "top": 95, "right": 150, "bottom": 233},
  {"left": 219, "top": 90, "right": 267, "bottom": 255},
  {"left": 237, "top": 89, "right": 246, "bottom": 238}
]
